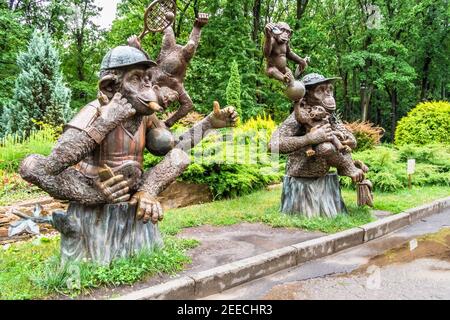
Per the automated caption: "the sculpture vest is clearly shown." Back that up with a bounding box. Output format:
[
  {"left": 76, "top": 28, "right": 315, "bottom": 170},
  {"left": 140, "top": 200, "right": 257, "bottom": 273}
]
[{"left": 66, "top": 101, "right": 147, "bottom": 180}]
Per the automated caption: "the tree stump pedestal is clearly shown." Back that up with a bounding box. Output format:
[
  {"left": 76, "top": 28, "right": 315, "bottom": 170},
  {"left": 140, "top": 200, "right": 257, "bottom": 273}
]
[
  {"left": 281, "top": 174, "right": 347, "bottom": 218},
  {"left": 52, "top": 203, "right": 163, "bottom": 265}
]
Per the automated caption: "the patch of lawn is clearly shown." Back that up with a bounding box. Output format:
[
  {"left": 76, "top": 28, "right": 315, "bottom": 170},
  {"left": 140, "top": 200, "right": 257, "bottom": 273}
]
[
  {"left": 161, "top": 187, "right": 373, "bottom": 235},
  {"left": 0, "top": 236, "right": 58, "bottom": 300},
  {"left": 365, "top": 186, "right": 449, "bottom": 214},
  {"left": 161, "top": 185, "right": 450, "bottom": 235},
  {"left": 0, "top": 186, "right": 46, "bottom": 206},
  {"left": 0, "top": 235, "right": 199, "bottom": 300},
  {"left": 0, "top": 171, "right": 46, "bottom": 206}
]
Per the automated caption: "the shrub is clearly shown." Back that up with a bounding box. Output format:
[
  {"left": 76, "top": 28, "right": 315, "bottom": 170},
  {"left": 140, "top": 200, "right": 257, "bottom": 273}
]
[
  {"left": 344, "top": 121, "right": 385, "bottom": 152},
  {"left": 341, "top": 144, "right": 450, "bottom": 192},
  {"left": 144, "top": 115, "right": 283, "bottom": 199},
  {"left": 226, "top": 60, "right": 242, "bottom": 118},
  {"left": 395, "top": 101, "right": 450, "bottom": 146}
]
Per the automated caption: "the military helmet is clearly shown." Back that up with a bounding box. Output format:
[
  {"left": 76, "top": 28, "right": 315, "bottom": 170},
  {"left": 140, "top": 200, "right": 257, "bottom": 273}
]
[
  {"left": 302, "top": 73, "right": 341, "bottom": 87},
  {"left": 100, "top": 46, "right": 156, "bottom": 72}
]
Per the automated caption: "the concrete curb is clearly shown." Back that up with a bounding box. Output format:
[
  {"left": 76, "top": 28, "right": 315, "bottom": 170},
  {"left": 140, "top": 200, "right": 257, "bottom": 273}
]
[{"left": 117, "top": 196, "right": 450, "bottom": 300}]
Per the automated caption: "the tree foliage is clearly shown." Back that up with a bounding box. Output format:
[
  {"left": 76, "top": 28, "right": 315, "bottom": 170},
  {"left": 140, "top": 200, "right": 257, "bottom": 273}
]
[
  {"left": 226, "top": 60, "right": 242, "bottom": 117},
  {"left": 0, "top": 0, "right": 448, "bottom": 141},
  {"left": 3, "top": 30, "right": 72, "bottom": 137}
]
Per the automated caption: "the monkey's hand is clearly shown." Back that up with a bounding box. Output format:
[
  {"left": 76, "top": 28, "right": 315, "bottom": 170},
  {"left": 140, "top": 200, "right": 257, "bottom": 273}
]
[
  {"left": 304, "top": 56, "right": 311, "bottom": 64},
  {"left": 210, "top": 101, "right": 239, "bottom": 129},
  {"left": 265, "top": 23, "right": 276, "bottom": 36},
  {"left": 127, "top": 35, "right": 142, "bottom": 50},
  {"left": 99, "top": 93, "right": 136, "bottom": 128},
  {"left": 284, "top": 70, "right": 295, "bottom": 85},
  {"left": 194, "top": 13, "right": 209, "bottom": 28},
  {"left": 130, "top": 191, "right": 163, "bottom": 224},
  {"left": 307, "top": 124, "right": 334, "bottom": 145},
  {"left": 94, "top": 174, "right": 131, "bottom": 204},
  {"left": 334, "top": 131, "right": 346, "bottom": 141}
]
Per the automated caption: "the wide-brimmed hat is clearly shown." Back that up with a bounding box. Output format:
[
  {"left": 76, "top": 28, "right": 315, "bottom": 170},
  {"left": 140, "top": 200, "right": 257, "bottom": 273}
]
[{"left": 302, "top": 73, "right": 341, "bottom": 87}]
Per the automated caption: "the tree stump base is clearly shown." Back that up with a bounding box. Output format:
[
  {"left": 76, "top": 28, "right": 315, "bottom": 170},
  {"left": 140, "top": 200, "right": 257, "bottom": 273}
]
[
  {"left": 53, "top": 203, "right": 163, "bottom": 265},
  {"left": 281, "top": 174, "right": 347, "bottom": 218}
]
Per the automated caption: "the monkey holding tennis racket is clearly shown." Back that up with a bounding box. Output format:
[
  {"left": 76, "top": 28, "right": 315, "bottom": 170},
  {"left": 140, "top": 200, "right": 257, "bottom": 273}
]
[{"left": 129, "top": 12, "right": 209, "bottom": 128}]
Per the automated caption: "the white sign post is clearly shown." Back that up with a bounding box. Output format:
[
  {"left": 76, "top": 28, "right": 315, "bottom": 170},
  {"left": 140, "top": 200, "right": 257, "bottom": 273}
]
[{"left": 407, "top": 159, "right": 416, "bottom": 189}]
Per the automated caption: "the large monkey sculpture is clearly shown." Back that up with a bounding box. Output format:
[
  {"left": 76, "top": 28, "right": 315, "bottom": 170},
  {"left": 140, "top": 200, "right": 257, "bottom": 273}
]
[
  {"left": 269, "top": 74, "right": 367, "bottom": 183},
  {"left": 129, "top": 13, "right": 209, "bottom": 128},
  {"left": 20, "top": 46, "right": 238, "bottom": 226}
]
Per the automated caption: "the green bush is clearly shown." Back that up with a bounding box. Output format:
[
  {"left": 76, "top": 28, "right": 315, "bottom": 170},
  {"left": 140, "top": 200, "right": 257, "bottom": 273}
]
[
  {"left": 395, "top": 101, "right": 450, "bottom": 146},
  {"left": 144, "top": 115, "right": 283, "bottom": 199},
  {"left": 341, "top": 144, "right": 450, "bottom": 192},
  {"left": 344, "top": 121, "right": 385, "bottom": 152}
]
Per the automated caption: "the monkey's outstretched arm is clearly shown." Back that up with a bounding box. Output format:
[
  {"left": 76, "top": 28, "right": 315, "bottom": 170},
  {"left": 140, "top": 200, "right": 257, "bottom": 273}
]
[
  {"left": 286, "top": 46, "right": 307, "bottom": 67},
  {"left": 175, "top": 114, "right": 215, "bottom": 151},
  {"left": 138, "top": 149, "right": 191, "bottom": 197},
  {"left": 160, "top": 26, "right": 177, "bottom": 58},
  {"left": 182, "top": 25, "right": 202, "bottom": 62},
  {"left": 176, "top": 102, "right": 238, "bottom": 151},
  {"left": 182, "top": 13, "right": 209, "bottom": 62}
]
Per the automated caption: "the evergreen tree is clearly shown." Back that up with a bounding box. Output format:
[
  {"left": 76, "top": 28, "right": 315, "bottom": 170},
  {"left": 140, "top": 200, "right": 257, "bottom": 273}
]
[
  {"left": 226, "top": 60, "right": 242, "bottom": 118},
  {"left": 4, "top": 30, "right": 72, "bottom": 137}
]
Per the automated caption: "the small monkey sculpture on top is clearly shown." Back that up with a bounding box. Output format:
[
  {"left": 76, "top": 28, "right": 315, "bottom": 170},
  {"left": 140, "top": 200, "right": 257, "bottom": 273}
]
[
  {"left": 129, "top": 12, "right": 209, "bottom": 128},
  {"left": 264, "top": 22, "right": 309, "bottom": 85}
]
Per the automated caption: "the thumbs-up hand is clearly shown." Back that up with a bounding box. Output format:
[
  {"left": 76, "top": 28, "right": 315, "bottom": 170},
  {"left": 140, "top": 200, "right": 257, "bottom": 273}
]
[{"left": 210, "top": 101, "right": 239, "bottom": 129}]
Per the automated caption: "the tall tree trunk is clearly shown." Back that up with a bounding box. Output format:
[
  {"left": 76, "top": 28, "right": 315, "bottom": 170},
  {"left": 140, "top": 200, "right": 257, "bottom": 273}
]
[
  {"left": 390, "top": 88, "right": 398, "bottom": 142},
  {"left": 193, "top": 0, "right": 199, "bottom": 17},
  {"left": 420, "top": 56, "right": 432, "bottom": 100},
  {"left": 343, "top": 72, "right": 350, "bottom": 119},
  {"left": 295, "top": 0, "right": 309, "bottom": 30},
  {"left": 252, "top": 0, "right": 261, "bottom": 45},
  {"left": 361, "top": 84, "right": 373, "bottom": 122}
]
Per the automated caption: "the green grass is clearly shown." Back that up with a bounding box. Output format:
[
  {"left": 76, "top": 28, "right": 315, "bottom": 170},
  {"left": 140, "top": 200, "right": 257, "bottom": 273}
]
[
  {"left": 0, "top": 184, "right": 46, "bottom": 206},
  {"left": 160, "top": 185, "right": 450, "bottom": 236},
  {"left": 0, "top": 167, "right": 46, "bottom": 207},
  {"left": 0, "top": 236, "right": 199, "bottom": 300},
  {"left": 0, "top": 127, "right": 56, "bottom": 173},
  {"left": 161, "top": 189, "right": 356, "bottom": 235},
  {"left": 359, "top": 185, "right": 450, "bottom": 214}
]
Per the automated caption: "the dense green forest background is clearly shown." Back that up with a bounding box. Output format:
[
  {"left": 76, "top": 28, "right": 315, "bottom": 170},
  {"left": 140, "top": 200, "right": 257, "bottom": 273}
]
[{"left": 1, "top": 0, "right": 448, "bottom": 141}]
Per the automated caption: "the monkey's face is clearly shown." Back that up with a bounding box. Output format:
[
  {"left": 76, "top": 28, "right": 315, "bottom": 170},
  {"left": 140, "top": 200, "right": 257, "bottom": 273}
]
[
  {"left": 120, "top": 67, "right": 161, "bottom": 115},
  {"left": 153, "top": 85, "right": 180, "bottom": 110},
  {"left": 100, "top": 66, "right": 161, "bottom": 116},
  {"left": 310, "top": 105, "right": 328, "bottom": 120},
  {"left": 273, "top": 23, "right": 292, "bottom": 44},
  {"left": 306, "top": 83, "right": 336, "bottom": 112}
]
